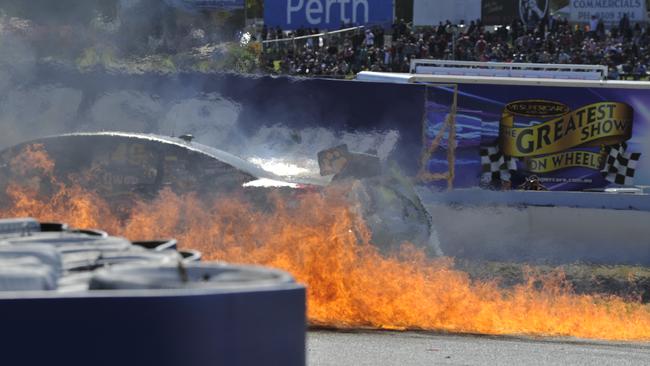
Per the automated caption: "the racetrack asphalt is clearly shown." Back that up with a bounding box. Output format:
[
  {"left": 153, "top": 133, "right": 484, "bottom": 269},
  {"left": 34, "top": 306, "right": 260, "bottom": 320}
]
[{"left": 307, "top": 330, "right": 650, "bottom": 366}]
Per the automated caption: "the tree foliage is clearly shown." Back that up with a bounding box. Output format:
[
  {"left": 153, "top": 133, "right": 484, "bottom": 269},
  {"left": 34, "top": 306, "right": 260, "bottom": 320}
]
[{"left": 220, "top": 42, "right": 261, "bottom": 73}]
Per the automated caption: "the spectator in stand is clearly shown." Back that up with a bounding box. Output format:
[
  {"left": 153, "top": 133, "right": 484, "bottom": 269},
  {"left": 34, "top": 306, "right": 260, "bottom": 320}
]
[
  {"left": 620, "top": 14, "right": 631, "bottom": 38},
  {"left": 261, "top": 17, "right": 650, "bottom": 80},
  {"left": 589, "top": 16, "right": 598, "bottom": 38},
  {"left": 475, "top": 34, "right": 487, "bottom": 56},
  {"left": 596, "top": 18, "right": 606, "bottom": 40},
  {"left": 364, "top": 29, "right": 375, "bottom": 47},
  {"left": 634, "top": 61, "right": 647, "bottom": 80}
]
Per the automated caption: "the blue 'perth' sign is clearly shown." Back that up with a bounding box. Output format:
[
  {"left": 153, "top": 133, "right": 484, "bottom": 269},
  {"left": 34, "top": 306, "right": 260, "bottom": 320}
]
[{"left": 264, "top": 0, "right": 393, "bottom": 30}]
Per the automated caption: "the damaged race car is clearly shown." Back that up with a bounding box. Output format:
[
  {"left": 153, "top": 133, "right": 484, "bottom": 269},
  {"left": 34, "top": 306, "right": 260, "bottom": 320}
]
[{"left": 0, "top": 132, "right": 442, "bottom": 256}]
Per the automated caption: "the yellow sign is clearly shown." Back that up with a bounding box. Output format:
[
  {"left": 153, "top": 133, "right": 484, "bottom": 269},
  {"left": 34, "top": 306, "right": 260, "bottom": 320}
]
[{"left": 500, "top": 102, "right": 633, "bottom": 158}]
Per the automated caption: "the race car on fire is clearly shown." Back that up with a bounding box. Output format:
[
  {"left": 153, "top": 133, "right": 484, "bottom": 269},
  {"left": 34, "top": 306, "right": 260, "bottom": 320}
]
[{"left": 0, "top": 132, "right": 442, "bottom": 256}]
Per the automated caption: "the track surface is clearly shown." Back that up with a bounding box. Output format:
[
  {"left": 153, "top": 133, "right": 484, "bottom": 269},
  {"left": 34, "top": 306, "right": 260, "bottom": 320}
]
[{"left": 307, "top": 330, "right": 650, "bottom": 366}]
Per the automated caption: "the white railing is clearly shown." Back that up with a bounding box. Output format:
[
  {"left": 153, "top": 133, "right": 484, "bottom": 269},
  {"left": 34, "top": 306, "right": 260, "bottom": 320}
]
[
  {"left": 409, "top": 59, "right": 608, "bottom": 80},
  {"left": 261, "top": 25, "right": 365, "bottom": 45}
]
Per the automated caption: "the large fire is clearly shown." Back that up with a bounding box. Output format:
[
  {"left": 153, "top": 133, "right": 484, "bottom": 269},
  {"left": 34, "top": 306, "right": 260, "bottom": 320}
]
[{"left": 2, "top": 144, "right": 650, "bottom": 341}]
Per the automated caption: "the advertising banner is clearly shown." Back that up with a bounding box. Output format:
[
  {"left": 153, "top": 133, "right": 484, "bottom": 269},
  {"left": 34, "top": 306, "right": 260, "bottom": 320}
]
[
  {"left": 481, "top": 0, "right": 550, "bottom": 25},
  {"left": 422, "top": 83, "right": 649, "bottom": 191},
  {"left": 414, "top": 0, "right": 481, "bottom": 26},
  {"left": 482, "top": 0, "right": 518, "bottom": 25},
  {"left": 264, "top": 0, "right": 393, "bottom": 30},
  {"left": 568, "top": 0, "right": 647, "bottom": 24}
]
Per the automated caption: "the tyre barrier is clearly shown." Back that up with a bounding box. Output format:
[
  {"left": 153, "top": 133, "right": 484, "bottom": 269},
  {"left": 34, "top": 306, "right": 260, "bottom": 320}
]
[
  {"left": 132, "top": 239, "right": 179, "bottom": 251},
  {"left": 179, "top": 248, "right": 203, "bottom": 262},
  {"left": 0, "top": 218, "right": 306, "bottom": 366}
]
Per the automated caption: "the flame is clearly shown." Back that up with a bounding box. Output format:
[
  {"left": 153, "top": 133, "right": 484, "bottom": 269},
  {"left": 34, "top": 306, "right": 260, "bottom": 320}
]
[
  {"left": 2, "top": 144, "right": 650, "bottom": 341},
  {"left": 2, "top": 144, "right": 119, "bottom": 230}
]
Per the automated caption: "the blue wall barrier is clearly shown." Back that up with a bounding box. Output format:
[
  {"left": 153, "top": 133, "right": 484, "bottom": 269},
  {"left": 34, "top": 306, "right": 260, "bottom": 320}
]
[{"left": 19, "top": 67, "right": 650, "bottom": 193}]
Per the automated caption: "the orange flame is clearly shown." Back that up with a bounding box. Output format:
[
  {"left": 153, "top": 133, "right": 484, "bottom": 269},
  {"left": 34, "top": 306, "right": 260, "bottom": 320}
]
[
  {"left": 2, "top": 145, "right": 650, "bottom": 341},
  {"left": 3, "top": 144, "right": 118, "bottom": 230}
]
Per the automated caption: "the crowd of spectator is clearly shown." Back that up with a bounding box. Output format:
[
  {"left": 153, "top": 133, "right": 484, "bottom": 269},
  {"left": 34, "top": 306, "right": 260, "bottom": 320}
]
[{"left": 260, "top": 15, "right": 650, "bottom": 80}]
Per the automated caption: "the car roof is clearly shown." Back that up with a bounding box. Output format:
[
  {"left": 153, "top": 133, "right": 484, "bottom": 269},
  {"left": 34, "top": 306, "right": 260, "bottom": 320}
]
[{"left": 12, "top": 132, "right": 328, "bottom": 187}]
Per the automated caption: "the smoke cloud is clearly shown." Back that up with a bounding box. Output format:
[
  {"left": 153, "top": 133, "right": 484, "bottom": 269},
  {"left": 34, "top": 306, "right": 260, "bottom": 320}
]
[{"left": 0, "top": 12, "right": 401, "bottom": 180}]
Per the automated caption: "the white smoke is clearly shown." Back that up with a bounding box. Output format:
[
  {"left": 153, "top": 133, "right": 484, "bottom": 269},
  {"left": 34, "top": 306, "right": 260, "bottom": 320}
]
[
  {"left": 0, "top": 19, "right": 35, "bottom": 91},
  {"left": 0, "top": 26, "right": 85, "bottom": 148},
  {"left": 81, "top": 91, "right": 164, "bottom": 132},
  {"left": 154, "top": 95, "right": 401, "bottom": 178},
  {"left": 0, "top": 17, "right": 401, "bottom": 179},
  {"left": 159, "top": 94, "right": 242, "bottom": 147},
  {"left": 236, "top": 126, "right": 400, "bottom": 177},
  {"left": 0, "top": 86, "right": 82, "bottom": 144}
]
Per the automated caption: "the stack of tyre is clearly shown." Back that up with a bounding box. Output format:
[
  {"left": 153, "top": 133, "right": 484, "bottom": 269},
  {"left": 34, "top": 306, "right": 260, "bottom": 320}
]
[{"left": 0, "top": 218, "right": 305, "bottom": 366}]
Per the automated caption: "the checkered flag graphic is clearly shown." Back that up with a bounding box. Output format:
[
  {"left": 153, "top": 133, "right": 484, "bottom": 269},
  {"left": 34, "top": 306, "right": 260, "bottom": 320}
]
[
  {"left": 480, "top": 145, "right": 517, "bottom": 183},
  {"left": 601, "top": 143, "right": 641, "bottom": 185}
]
